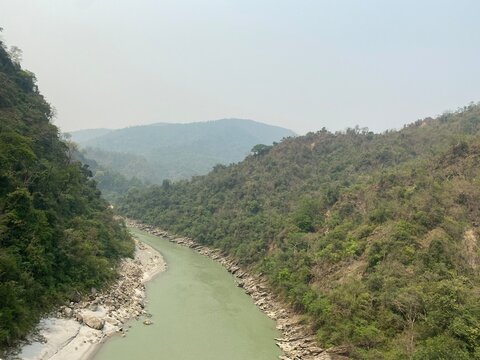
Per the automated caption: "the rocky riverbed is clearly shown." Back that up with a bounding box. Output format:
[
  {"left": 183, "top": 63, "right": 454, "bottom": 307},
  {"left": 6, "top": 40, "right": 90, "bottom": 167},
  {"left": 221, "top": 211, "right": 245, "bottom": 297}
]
[
  {"left": 126, "top": 219, "right": 346, "bottom": 360},
  {"left": 9, "top": 239, "right": 165, "bottom": 360}
]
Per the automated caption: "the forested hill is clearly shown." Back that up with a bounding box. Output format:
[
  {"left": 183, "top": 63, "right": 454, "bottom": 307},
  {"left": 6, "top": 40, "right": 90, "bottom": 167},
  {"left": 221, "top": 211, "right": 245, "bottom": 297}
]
[
  {"left": 70, "top": 119, "right": 295, "bottom": 184},
  {"left": 119, "top": 105, "right": 480, "bottom": 359},
  {"left": 0, "top": 38, "right": 134, "bottom": 352}
]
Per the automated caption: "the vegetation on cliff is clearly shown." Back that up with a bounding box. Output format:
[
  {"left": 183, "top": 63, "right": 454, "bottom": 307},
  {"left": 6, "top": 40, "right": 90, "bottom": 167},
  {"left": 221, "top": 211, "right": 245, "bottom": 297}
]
[
  {"left": 119, "top": 105, "right": 480, "bottom": 358},
  {"left": 0, "top": 37, "right": 134, "bottom": 351}
]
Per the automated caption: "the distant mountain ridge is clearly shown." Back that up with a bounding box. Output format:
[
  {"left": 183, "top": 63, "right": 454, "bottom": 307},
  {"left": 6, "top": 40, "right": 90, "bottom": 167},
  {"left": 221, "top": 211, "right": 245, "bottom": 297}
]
[
  {"left": 69, "top": 128, "right": 113, "bottom": 143},
  {"left": 72, "top": 119, "right": 295, "bottom": 155},
  {"left": 70, "top": 119, "right": 295, "bottom": 186}
]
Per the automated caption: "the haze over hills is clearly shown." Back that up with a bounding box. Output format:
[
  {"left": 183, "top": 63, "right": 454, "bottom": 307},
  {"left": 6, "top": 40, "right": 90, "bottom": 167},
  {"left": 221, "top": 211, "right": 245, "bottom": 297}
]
[
  {"left": 69, "top": 119, "right": 295, "bottom": 186},
  {"left": 120, "top": 104, "right": 480, "bottom": 358},
  {"left": 3, "top": 2, "right": 480, "bottom": 359},
  {"left": 68, "top": 128, "right": 112, "bottom": 143}
]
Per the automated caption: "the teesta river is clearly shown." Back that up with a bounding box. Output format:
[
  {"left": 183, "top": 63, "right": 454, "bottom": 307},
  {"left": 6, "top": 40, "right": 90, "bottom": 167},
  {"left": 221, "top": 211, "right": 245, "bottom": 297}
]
[{"left": 94, "top": 228, "right": 282, "bottom": 360}]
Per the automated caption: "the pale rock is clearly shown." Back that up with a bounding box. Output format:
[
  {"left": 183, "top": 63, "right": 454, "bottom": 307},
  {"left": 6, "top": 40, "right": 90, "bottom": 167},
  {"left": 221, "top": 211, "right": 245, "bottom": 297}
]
[
  {"left": 63, "top": 307, "right": 73, "bottom": 318},
  {"left": 83, "top": 314, "right": 105, "bottom": 330}
]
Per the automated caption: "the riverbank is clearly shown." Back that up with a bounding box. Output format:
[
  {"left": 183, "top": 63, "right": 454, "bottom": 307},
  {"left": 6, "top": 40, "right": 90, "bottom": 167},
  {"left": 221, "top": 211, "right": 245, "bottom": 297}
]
[
  {"left": 9, "top": 239, "right": 165, "bottom": 360},
  {"left": 126, "top": 219, "right": 343, "bottom": 360}
]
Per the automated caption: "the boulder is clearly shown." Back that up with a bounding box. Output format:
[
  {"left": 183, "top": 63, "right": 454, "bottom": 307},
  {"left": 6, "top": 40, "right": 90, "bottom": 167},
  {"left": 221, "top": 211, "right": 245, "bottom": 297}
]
[
  {"left": 105, "top": 317, "right": 119, "bottom": 326},
  {"left": 63, "top": 307, "right": 73, "bottom": 318},
  {"left": 69, "top": 290, "right": 82, "bottom": 303},
  {"left": 83, "top": 314, "right": 105, "bottom": 330}
]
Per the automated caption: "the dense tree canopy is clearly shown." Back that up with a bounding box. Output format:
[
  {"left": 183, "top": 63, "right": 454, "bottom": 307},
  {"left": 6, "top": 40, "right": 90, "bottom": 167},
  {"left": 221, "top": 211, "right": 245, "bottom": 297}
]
[
  {"left": 120, "top": 105, "right": 480, "bottom": 358},
  {"left": 0, "top": 38, "right": 134, "bottom": 352}
]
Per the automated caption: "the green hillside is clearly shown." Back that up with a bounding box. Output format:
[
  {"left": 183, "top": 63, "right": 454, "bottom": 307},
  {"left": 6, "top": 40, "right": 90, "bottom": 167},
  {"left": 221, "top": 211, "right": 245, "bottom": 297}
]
[
  {"left": 70, "top": 119, "right": 295, "bottom": 184},
  {"left": 0, "top": 38, "right": 134, "bottom": 351},
  {"left": 119, "top": 106, "right": 480, "bottom": 359},
  {"left": 72, "top": 149, "right": 144, "bottom": 203}
]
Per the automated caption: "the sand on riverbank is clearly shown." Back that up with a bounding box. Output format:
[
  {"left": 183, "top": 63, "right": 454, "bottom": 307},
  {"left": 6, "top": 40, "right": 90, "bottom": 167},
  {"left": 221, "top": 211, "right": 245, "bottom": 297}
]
[{"left": 10, "top": 239, "right": 165, "bottom": 360}]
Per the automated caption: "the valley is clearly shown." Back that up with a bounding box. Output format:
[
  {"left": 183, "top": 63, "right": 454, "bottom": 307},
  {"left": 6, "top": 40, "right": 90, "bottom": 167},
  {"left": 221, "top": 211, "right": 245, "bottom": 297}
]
[{"left": 1, "top": 7, "right": 480, "bottom": 358}]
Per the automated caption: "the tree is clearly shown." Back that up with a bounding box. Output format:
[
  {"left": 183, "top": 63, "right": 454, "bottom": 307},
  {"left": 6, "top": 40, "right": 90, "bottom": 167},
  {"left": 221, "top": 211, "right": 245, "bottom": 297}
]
[
  {"left": 8, "top": 46, "right": 22, "bottom": 65},
  {"left": 251, "top": 144, "right": 272, "bottom": 156}
]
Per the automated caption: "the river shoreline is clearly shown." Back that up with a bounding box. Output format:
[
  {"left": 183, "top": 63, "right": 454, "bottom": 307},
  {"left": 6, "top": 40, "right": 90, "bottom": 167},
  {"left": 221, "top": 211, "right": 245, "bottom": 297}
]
[
  {"left": 8, "top": 239, "right": 165, "bottom": 360},
  {"left": 126, "top": 219, "right": 341, "bottom": 360}
]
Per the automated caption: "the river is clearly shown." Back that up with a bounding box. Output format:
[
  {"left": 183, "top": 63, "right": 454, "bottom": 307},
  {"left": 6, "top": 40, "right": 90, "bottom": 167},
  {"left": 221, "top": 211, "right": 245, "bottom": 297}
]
[{"left": 94, "top": 228, "right": 282, "bottom": 360}]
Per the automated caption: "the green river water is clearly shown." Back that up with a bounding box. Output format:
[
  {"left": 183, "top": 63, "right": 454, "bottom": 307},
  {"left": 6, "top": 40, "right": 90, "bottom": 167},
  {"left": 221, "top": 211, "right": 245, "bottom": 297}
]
[{"left": 94, "top": 228, "right": 282, "bottom": 360}]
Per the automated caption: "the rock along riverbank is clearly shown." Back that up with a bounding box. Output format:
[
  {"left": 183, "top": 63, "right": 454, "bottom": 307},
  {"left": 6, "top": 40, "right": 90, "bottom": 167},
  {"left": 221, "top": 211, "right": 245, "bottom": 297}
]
[
  {"left": 127, "top": 219, "right": 346, "bottom": 360},
  {"left": 9, "top": 239, "right": 165, "bottom": 360}
]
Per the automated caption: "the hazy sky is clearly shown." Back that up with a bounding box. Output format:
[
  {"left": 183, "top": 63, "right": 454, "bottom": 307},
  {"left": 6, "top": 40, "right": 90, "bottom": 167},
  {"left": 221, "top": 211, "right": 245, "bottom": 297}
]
[{"left": 1, "top": 0, "right": 479, "bottom": 134}]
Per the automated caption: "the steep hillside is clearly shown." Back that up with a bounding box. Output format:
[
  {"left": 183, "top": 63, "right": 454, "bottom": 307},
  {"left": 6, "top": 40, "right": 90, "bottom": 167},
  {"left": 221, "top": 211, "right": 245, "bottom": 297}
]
[
  {"left": 119, "top": 105, "right": 480, "bottom": 359},
  {"left": 70, "top": 119, "right": 295, "bottom": 184},
  {"left": 73, "top": 150, "right": 144, "bottom": 203},
  {"left": 0, "top": 38, "right": 134, "bottom": 351}
]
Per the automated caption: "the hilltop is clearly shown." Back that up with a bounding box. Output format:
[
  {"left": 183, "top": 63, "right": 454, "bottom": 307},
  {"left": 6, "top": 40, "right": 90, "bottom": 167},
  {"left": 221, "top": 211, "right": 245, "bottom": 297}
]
[
  {"left": 119, "top": 105, "right": 480, "bottom": 359},
  {"left": 70, "top": 119, "right": 295, "bottom": 185},
  {"left": 68, "top": 128, "right": 112, "bottom": 143}
]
